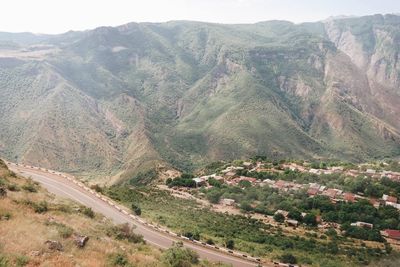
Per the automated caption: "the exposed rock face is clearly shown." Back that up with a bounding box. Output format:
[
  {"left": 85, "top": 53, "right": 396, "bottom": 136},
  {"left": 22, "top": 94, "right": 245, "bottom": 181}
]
[
  {"left": 1, "top": 15, "right": 400, "bottom": 181},
  {"left": 0, "top": 187, "right": 6, "bottom": 198},
  {"left": 44, "top": 240, "right": 63, "bottom": 251},
  {"left": 74, "top": 234, "right": 89, "bottom": 248}
]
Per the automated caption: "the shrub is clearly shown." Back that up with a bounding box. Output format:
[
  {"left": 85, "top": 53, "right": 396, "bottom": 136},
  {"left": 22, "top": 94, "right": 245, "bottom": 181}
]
[
  {"left": 0, "top": 211, "right": 11, "bottom": 220},
  {"left": 32, "top": 201, "right": 48, "bottom": 213},
  {"left": 58, "top": 224, "right": 73, "bottom": 238},
  {"left": 280, "top": 253, "right": 297, "bottom": 264},
  {"left": 226, "top": 239, "right": 235, "bottom": 249},
  {"left": 15, "top": 255, "right": 29, "bottom": 267},
  {"left": 21, "top": 182, "right": 37, "bottom": 193},
  {"left": 206, "top": 238, "right": 215, "bottom": 245},
  {"left": 108, "top": 223, "right": 144, "bottom": 244},
  {"left": 131, "top": 203, "right": 141, "bottom": 216},
  {"left": 162, "top": 245, "right": 199, "bottom": 267},
  {"left": 107, "top": 252, "right": 131, "bottom": 267},
  {"left": 6, "top": 184, "right": 19, "bottom": 191},
  {"left": 81, "top": 207, "right": 95, "bottom": 218},
  {"left": 0, "top": 254, "right": 8, "bottom": 267},
  {"left": 90, "top": 184, "right": 103, "bottom": 193},
  {"left": 273, "top": 213, "right": 285, "bottom": 223}
]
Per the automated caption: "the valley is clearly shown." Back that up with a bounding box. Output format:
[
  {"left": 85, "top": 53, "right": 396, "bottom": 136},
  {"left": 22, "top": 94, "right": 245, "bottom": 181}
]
[{"left": 1, "top": 14, "right": 400, "bottom": 181}]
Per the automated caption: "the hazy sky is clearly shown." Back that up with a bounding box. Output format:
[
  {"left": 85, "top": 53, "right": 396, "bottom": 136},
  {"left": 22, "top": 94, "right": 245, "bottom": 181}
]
[{"left": 1, "top": 0, "right": 399, "bottom": 34}]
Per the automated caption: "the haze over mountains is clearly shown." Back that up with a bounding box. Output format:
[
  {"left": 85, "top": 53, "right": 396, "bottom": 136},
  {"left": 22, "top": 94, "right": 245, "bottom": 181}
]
[{"left": 1, "top": 14, "right": 400, "bottom": 181}]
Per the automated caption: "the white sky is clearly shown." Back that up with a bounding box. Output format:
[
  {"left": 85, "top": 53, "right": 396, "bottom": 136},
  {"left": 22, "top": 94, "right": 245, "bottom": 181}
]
[{"left": 1, "top": 0, "right": 399, "bottom": 34}]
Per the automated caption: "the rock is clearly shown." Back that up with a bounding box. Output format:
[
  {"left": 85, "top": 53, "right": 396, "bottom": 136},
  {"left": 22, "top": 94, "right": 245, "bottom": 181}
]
[
  {"left": 0, "top": 187, "right": 7, "bottom": 198},
  {"left": 74, "top": 234, "right": 89, "bottom": 248},
  {"left": 45, "top": 240, "right": 63, "bottom": 251},
  {"left": 30, "top": 250, "right": 41, "bottom": 257}
]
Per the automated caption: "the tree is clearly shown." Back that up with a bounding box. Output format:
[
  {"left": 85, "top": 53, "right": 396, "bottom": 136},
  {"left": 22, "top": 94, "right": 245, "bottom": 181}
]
[
  {"left": 131, "top": 203, "right": 142, "bottom": 216},
  {"left": 288, "top": 210, "right": 302, "bottom": 221},
  {"left": 303, "top": 214, "right": 317, "bottom": 226},
  {"left": 206, "top": 190, "right": 222, "bottom": 204},
  {"left": 274, "top": 213, "right": 285, "bottom": 223},
  {"left": 226, "top": 239, "right": 235, "bottom": 249}
]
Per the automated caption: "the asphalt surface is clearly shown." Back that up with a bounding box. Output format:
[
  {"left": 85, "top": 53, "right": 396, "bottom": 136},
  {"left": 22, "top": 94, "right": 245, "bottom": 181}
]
[{"left": 9, "top": 165, "right": 264, "bottom": 267}]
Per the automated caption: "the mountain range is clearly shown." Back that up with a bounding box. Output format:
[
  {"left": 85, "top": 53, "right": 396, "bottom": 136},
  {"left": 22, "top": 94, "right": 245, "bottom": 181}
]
[{"left": 1, "top": 14, "right": 400, "bottom": 182}]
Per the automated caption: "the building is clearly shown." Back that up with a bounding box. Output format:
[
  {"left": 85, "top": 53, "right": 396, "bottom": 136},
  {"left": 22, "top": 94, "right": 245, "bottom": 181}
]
[
  {"left": 286, "top": 219, "right": 299, "bottom": 227},
  {"left": 350, "top": 221, "right": 373, "bottom": 229},
  {"left": 343, "top": 192, "right": 356, "bottom": 203},
  {"left": 192, "top": 178, "right": 206, "bottom": 187},
  {"left": 274, "top": 210, "right": 289, "bottom": 218},
  {"left": 382, "top": 194, "right": 398, "bottom": 203},
  {"left": 381, "top": 229, "right": 400, "bottom": 240},
  {"left": 307, "top": 187, "right": 319, "bottom": 196},
  {"left": 220, "top": 198, "right": 236, "bottom": 206},
  {"left": 322, "top": 188, "right": 339, "bottom": 199}
]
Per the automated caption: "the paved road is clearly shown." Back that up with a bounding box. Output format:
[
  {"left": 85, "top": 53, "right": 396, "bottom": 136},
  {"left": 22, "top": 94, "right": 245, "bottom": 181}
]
[{"left": 9, "top": 165, "right": 264, "bottom": 267}]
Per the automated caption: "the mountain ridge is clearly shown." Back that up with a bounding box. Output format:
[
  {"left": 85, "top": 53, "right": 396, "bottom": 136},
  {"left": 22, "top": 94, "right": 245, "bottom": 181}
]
[{"left": 1, "top": 14, "right": 400, "bottom": 182}]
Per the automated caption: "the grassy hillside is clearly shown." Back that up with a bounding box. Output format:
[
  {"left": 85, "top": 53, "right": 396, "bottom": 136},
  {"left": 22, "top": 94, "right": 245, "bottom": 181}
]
[
  {"left": 0, "top": 160, "right": 226, "bottom": 266},
  {"left": 1, "top": 15, "right": 400, "bottom": 181}
]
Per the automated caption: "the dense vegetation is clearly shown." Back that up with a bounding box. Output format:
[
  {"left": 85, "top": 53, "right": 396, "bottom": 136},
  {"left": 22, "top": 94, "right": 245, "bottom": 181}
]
[{"left": 105, "top": 185, "right": 391, "bottom": 266}]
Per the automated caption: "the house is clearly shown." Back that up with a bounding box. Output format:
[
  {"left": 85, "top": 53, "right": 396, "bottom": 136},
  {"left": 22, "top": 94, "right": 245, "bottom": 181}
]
[
  {"left": 343, "top": 192, "right": 356, "bottom": 203},
  {"left": 220, "top": 198, "right": 235, "bottom": 206},
  {"left": 382, "top": 194, "right": 398, "bottom": 203},
  {"left": 192, "top": 178, "right": 206, "bottom": 187},
  {"left": 322, "top": 188, "right": 338, "bottom": 199},
  {"left": 307, "top": 187, "right": 319, "bottom": 196},
  {"left": 225, "top": 171, "right": 236, "bottom": 177},
  {"left": 286, "top": 219, "right": 299, "bottom": 227},
  {"left": 243, "top": 162, "right": 253, "bottom": 168},
  {"left": 350, "top": 221, "right": 373, "bottom": 229},
  {"left": 386, "top": 201, "right": 400, "bottom": 210},
  {"left": 381, "top": 229, "right": 400, "bottom": 240},
  {"left": 369, "top": 198, "right": 381, "bottom": 209},
  {"left": 274, "top": 210, "right": 289, "bottom": 218}
]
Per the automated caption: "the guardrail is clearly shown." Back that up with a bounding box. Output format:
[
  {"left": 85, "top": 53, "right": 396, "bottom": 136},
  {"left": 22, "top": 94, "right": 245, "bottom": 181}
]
[{"left": 7, "top": 161, "right": 263, "bottom": 265}]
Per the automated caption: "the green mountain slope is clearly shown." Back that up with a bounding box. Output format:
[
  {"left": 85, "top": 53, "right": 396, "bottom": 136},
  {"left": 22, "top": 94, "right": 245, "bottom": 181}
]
[{"left": 1, "top": 15, "right": 400, "bottom": 180}]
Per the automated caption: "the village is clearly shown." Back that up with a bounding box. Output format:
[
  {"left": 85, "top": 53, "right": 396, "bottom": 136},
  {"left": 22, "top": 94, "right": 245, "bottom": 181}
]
[{"left": 166, "top": 159, "right": 400, "bottom": 246}]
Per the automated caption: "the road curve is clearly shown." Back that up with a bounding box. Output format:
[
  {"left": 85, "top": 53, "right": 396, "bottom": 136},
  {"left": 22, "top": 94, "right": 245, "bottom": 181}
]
[{"left": 9, "top": 165, "right": 265, "bottom": 267}]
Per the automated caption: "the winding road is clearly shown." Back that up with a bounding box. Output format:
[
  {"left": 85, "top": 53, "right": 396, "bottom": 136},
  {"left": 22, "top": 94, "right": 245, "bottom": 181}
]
[{"left": 8, "top": 163, "right": 266, "bottom": 267}]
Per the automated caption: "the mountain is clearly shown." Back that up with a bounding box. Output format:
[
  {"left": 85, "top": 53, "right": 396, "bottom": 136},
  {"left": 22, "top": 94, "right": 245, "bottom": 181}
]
[{"left": 1, "top": 14, "right": 400, "bottom": 182}]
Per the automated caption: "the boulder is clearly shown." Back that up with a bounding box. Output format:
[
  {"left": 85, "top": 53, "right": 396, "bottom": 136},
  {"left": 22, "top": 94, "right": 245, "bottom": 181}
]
[
  {"left": 74, "top": 234, "right": 89, "bottom": 248},
  {"left": 45, "top": 240, "right": 63, "bottom": 251},
  {"left": 0, "top": 187, "right": 7, "bottom": 198}
]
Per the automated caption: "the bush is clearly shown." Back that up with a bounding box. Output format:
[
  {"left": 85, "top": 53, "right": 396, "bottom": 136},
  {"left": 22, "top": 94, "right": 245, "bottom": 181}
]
[
  {"left": 33, "top": 201, "right": 48, "bottom": 213},
  {"left": 131, "top": 203, "right": 141, "bottom": 216},
  {"left": 90, "top": 184, "right": 103, "bottom": 193},
  {"left": 226, "top": 239, "right": 235, "bottom": 249},
  {"left": 58, "top": 224, "right": 73, "bottom": 238},
  {"left": 21, "top": 182, "right": 37, "bottom": 193},
  {"left": 108, "top": 223, "right": 144, "bottom": 244},
  {"left": 81, "top": 207, "right": 95, "bottom": 218},
  {"left": 280, "top": 253, "right": 297, "bottom": 264},
  {"left": 6, "top": 184, "right": 19, "bottom": 191},
  {"left": 206, "top": 238, "right": 215, "bottom": 245},
  {"left": 274, "top": 213, "right": 285, "bottom": 223},
  {"left": 0, "top": 211, "right": 11, "bottom": 220},
  {"left": 15, "top": 255, "right": 29, "bottom": 266},
  {"left": 162, "top": 245, "right": 199, "bottom": 267},
  {"left": 0, "top": 254, "right": 8, "bottom": 267},
  {"left": 107, "top": 252, "right": 131, "bottom": 267}
]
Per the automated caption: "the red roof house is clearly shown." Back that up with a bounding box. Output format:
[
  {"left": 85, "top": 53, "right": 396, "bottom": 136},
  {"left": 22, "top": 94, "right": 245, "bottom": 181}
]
[
  {"left": 343, "top": 193, "right": 356, "bottom": 203},
  {"left": 382, "top": 229, "right": 400, "bottom": 240}
]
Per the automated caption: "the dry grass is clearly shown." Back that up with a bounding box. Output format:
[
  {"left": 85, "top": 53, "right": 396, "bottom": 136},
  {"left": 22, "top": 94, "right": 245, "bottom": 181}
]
[{"left": 0, "top": 164, "right": 163, "bottom": 267}]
